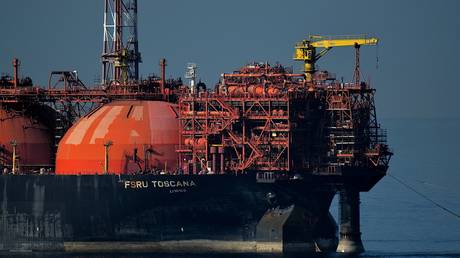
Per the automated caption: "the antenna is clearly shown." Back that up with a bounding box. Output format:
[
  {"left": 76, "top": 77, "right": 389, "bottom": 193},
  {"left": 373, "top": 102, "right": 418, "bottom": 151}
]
[
  {"left": 101, "top": 0, "right": 141, "bottom": 84},
  {"left": 185, "top": 63, "right": 197, "bottom": 94}
]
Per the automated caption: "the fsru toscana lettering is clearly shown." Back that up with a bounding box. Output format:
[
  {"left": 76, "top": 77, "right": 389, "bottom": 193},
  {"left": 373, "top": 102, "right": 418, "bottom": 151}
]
[{"left": 124, "top": 180, "right": 197, "bottom": 189}]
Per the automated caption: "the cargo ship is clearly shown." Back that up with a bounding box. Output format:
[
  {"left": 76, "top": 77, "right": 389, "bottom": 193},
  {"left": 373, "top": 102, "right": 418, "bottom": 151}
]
[{"left": 0, "top": 0, "right": 391, "bottom": 254}]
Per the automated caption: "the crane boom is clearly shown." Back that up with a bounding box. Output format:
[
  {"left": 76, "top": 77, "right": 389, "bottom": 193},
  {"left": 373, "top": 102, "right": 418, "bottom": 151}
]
[
  {"left": 294, "top": 35, "right": 378, "bottom": 82},
  {"left": 310, "top": 38, "right": 378, "bottom": 48}
]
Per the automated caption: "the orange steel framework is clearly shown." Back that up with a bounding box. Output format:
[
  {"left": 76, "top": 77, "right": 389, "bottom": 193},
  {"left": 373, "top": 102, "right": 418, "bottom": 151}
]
[
  {"left": 0, "top": 58, "right": 181, "bottom": 151},
  {"left": 176, "top": 63, "right": 391, "bottom": 175},
  {"left": 0, "top": 58, "right": 391, "bottom": 176},
  {"left": 0, "top": 57, "right": 177, "bottom": 105},
  {"left": 0, "top": 69, "right": 174, "bottom": 135}
]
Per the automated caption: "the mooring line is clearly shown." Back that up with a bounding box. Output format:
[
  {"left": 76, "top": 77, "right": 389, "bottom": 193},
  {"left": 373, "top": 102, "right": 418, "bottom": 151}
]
[{"left": 388, "top": 173, "right": 460, "bottom": 219}]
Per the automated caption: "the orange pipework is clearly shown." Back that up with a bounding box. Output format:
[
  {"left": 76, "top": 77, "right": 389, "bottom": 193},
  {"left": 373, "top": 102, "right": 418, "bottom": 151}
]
[
  {"left": 267, "top": 86, "right": 280, "bottom": 96},
  {"left": 247, "top": 85, "right": 264, "bottom": 96}
]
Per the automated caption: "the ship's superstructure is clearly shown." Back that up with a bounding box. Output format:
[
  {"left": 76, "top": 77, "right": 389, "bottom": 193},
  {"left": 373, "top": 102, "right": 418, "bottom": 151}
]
[
  {"left": 0, "top": 0, "right": 391, "bottom": 254},
  {"left": 176, "top": 61, "right": 390, "bottom": 176}
]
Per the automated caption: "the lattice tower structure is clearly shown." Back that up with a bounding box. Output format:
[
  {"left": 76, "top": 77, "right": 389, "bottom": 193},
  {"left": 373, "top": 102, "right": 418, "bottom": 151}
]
[{"left": 101, "top": 0, "right": 141, "bottom": 84}]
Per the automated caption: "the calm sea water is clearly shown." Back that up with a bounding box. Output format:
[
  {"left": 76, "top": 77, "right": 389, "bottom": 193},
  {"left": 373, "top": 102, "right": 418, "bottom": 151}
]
[
  {"left": 3, "top": 118, "right": 460, "bottom": 257},
  {"left": 355, "top": 118, "right": 460, "bottom": 255}
]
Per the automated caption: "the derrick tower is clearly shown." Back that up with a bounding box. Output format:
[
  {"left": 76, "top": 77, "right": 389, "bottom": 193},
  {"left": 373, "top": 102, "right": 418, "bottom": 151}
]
[{"left": 101, "top": 0, "right": 141, "bottom": 84}]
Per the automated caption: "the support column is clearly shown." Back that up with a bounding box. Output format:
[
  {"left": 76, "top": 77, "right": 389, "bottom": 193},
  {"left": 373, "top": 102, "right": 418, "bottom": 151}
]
[
  {"left": 337, "top": 188, "right": 364, "bottom": 253},
  {"left": 210, "top": 146, "right": 217, "bottom": 173},
  {"left": 159, "top": 58, "right": 166, "bottom": 94},
  {"left": 103, "top": 141, "right": 113, "bottom": 175},
  {"left": 218, "top": 146, "right": 224, "bottom": 174},
  {"left": 13, "top": 58, "right": 19, "bottom": 88}
]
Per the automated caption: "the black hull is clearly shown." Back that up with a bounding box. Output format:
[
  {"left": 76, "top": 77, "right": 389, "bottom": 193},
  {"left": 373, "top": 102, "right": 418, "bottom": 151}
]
[{"left": 0, "top": 168, "right": 386, "bottom": 253}]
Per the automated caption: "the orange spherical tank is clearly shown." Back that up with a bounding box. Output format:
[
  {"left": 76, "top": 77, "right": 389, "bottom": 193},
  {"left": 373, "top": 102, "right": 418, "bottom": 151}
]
[
  {"left": 0, "top": 104, "right": 55, "bottom": 170},
  {"left": 55, "top": 101, "right": 179, "bottom": 174}
]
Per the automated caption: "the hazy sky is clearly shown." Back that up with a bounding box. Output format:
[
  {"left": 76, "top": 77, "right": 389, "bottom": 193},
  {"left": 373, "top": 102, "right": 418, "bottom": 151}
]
[{"left": 1, "top": 0, "right": 459, "bottom": 119}]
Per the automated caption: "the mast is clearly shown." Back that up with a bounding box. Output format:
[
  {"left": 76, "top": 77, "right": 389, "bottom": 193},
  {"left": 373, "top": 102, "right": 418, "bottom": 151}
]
[{"left": 101, "top": 0, "right": 141, "bottom": 84}]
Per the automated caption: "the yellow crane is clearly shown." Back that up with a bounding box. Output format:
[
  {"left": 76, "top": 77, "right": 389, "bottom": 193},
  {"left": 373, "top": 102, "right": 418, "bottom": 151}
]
[{"left": 294, "top": 35, "right": 378, "bottom": 82}]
